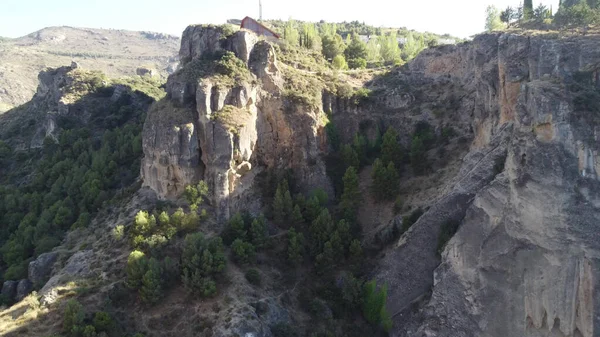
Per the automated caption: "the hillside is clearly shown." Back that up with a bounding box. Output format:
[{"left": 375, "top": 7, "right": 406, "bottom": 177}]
[
  {"left": 0, "top": 26, "right": 179, "bottom": 112},
  {"left": 2, "top": 20, "right": 600, "bottom": 337}
]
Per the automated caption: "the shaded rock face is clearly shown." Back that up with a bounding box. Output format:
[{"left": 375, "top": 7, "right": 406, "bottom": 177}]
[
  {"left": 15, "top": 279, "right": 32, "bottom": 301},
  {"left": 366, "top": 33, "right": 600, "bottom": 337},
  {"left": 142, "top": 28, "right": 331, "bottom": 221},
  {"left": 1, "top": 280, "right": 18, "bottom": 302},
  {"left": 28, "top": 251, "right": 58, "bottom": 287}
]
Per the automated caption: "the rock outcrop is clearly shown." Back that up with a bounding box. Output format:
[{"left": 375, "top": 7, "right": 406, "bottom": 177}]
[
  {"left": 140, "top": 24, "right": 600, "bottom": 337},
  {"left": 142, "top": 27, "right": 331, "bottom": 221},
  {"left": 15, "top": 279, "right": 32, "bottom": 301},
  {"left": 365, "top": 33, "right": 600, "bottom": 337},
  {"left": 1, "top": 280, "right": 18, "bottom": 303},
  {"left": 28, "top": 251, "right": 58, "bottom": 287}
]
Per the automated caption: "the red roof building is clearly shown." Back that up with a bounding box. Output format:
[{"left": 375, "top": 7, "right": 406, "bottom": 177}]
[{"left": 240, "top": 17, "right": 280, "bottom": 39}]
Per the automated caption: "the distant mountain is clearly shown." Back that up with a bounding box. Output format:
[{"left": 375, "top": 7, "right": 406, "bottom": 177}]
[{"left": 0, "top": 26, "right": 180, "bottom": 112}]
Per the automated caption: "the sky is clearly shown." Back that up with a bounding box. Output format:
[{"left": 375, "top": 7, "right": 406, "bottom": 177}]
[{"left": 1, "top": 0, "right": 560, "bottom": 39}]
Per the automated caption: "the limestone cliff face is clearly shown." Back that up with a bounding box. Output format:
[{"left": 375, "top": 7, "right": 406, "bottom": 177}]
[
  {"left": 369, "top": 33, "right": 600, "bottom": 337},
  {"left": 141, "top": 27, "right": 330, "bottom": 221}
]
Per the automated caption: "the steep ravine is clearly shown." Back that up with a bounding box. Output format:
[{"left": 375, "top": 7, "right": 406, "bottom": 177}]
[{"left": 139, "top": 28, "right": 600, "bottom": 337}]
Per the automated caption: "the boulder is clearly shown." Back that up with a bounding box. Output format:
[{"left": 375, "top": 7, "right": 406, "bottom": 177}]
[
  {"left": 1, "top": 280, "right": 18, "bottom": 302},
  {"left": 136, "top": 67, "right": 157, "bottom": 77},
  {"left": 15, "top": 279, "right": 32, "bottom": 301},
  {"left": 28, "top": 251, "right": 58, "bottom": 287}
]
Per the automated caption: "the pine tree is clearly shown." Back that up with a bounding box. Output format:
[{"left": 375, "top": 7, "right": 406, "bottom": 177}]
[
  {"left": 371, "top": 159, "right": 386, "bottom": 200},
  {"left": 126, "top": 250, "right": 148, "bottom": 290},
  {"left": 410, "top": 136, "right": 427, "bottom": 175},
  {"left": 287, "top": 227, "right": 305, "bottom": 266},
  {"left": 378, "top": 33, "right": 401, "bottom": 65},
  {"left": 384, "top": 162, "right": 400, "bottom": 199},
  {"left": 284, "top": 19, "right": 300, "bottom": 46},
  {"left": 524, "top": 0, "right": 534, "bottom": 19},
  {"left": 309, "top": 209, "right": 334, "bottom": 256},
  {"left": 340, "top": 167, "right": 361, "bottom": 222},
  {"left": 228, "top": 212, "right": 247, "bottom": 241},
  {"left": 250, "top": 215, "right": 267, "bottom": 248},
  {"left": 273, "top": 187, "right": 286, "bottom": 225},
  {"left": 315, "top": 241, "right": 335, "bottom": 272},
  {"left": 283, "top": 190, "right": 294, "bottom": 222},
  {"left": 352, "top": 134, "right": 368, "bottom": 165},
  {"left": 349, "top": 239, "right": 363, "bottom": 261},
  {"left": 329, "top": 231, "right": 344, "bottom": 260},
  {"left": 291, "top": 204, "right": 304, "bottom": 225},
  {"left": 140, "top": 258, "right": 163, "bottom": 304},
  {"left": 341, "top": 144, "right": 360, "bottom": 170},
  {"left": 344, "top": 33, "right": 368, "bottom": 69},
  {"left": 304, "top": 196, "right": 323, "bottom": 223},
  {"left": 380, "top": 127, "right": 402, "bottom": 167}
]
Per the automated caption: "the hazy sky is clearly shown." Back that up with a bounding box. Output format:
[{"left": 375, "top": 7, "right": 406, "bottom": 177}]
[{"left": 1, "top": 0, "right": 560, "bottom": 39}]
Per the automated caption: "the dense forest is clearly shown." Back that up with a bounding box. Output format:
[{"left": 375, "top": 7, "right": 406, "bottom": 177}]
[{"left": 0, "top": 72, "right": 163, "bottom": 285}]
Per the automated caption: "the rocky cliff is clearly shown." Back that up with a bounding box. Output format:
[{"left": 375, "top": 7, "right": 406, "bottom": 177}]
[
  {"left": 141, "top": 25, "right": 331, "bottom": 221},
  {"left": 140, "top": 26, "right": 600, "bottom": 337},
  {"left": 370, "top": 33, "right": 600, "bottom": 337}
]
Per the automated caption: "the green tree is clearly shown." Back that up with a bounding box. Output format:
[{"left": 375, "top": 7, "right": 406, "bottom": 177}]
[
  {"left": 344, "top": 33, "right": 368, "bottom": 69},
  {"left": 524, "top": 0, "right": 534, "bottom": 19},
  {"left": 287, "top": 227, "right": 305, "bottom": 265},
  {"left": 379, "top": 33, "right": 401, "bottom": 64},
  {"left": 487, "top": 5, "right": 505, "bottom": 29},
  {"left": 501, "top": 6, "right": 516, "bottom": 26},
  {"left": 284, "top": 19, "right": 300, "bottom": 46},
  {"left": 366, "top": 36, "right": 382, "bottom": 64},
  {"left": 380, "top": 127, "right": 402, "bottom": 167},
  {"left": 158, "top": 211, "right": 170, "bottom": 227},
  {"left": 249, "top": 215, "right": 267, "bottom": 248},
  {"left": 300, "top": 22, "right": 320, "bottom": 50},
  {"left": 140, "top": 257, "right": 163, "bottom": 304},
  {"left": 309, "top": 209, "right": 334, "bottom": 256},
  {"left": 63, "top": 299, "right": 85, "bottom": 334},
  {"left": 401, "top": 32, "right": 426, "bottom": 61},
  {"left": 133, "top": 211, "right": 155, "bottom": 236},
  {"left": 340, "top": 167, "right": 361, "bottom": 222},
  {"left": 332, "top": 54, "right": 348, "bottom": 70},
  {"left": 126, "top": 250, "right": 148, "bottom": 290},
  {"left": 410, "top": 136, "right": 428, "bottom": 175},
  {"left": 315, "top": 241, "right": 335, "bottom": 272},
  {"left": 93, "top": 312, "right": 115, "bottom": 334},
  {"left": 363, "top": 280, "right": 393, "bottom": 332},
  {"left": 341, "top": 144, "right": 360, "bottom": 170},
  {"left": 231, "top": 239, "right": 256, "bottom": 264},
  {"left": 273, "top": 187, "right": 285, "bottom": 224},
  {"left": 181, "top": 233, "right": 226, "bottom": 296},
  {"left": 226, "top": 212, "right": 247, "bottom": 242},
  {"left": 322, "top": 34, "right": 346, "bottom": 60},
  {"left": 349, "top": 239, "right": 363, "bottom": 261},
  {"left": 291, "top": 204, "right": 304, "bottom": 225},
  {"left": 184, "top": 181, "right": 209, "bottom": 208},
  {"left": 304, "top": 195, "right": 323, "bottom": 223}
]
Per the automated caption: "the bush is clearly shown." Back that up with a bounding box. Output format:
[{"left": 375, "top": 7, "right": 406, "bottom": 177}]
[
  {"left": 362, "top": 280, "right": 393, "bottom": 332},
  {"left": 63, "top": 299, "right": 85, "bottom": 334},
  {"left": 554, "top": 3, "right": 600, "bottom": 26},
  {"left": 181, "top": 233, "right": 226, "bottom": 296},
  {"left": 93, "top": 311, "right": 114, "bottom": 333},
  {"left": 112, "top": 225, "right": 125, "bottom": 241},
  {"left": 245, "top": 268, "right": 261, "bottom": 286},
  {"left": 140, "top": 258, "right": 163, "bottom": 304},
  {"left": 231, "top": 239, "right": 256, "bottom": 265},
  {"left": 126, "top": 250, "right": 148, "bottom": 289},
  {"left": 437, "top": 220, "right": 460, "bottom": 254},
  {"left": 393, "top": 196, "right": 403, "bottom": 214},
  {"left": 402, "top": 208, "right": 424, "bottom": 233}
]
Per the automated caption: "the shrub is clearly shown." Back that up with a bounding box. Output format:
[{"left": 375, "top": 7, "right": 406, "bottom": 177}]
[
  {"left": 332, "top": 55, "right": 348, "bottom": 70},
  {"left": 126, "top": 250, "right": 148, "bottom": 289},
  {"left": 362, "top": 280, "right": 393, "bottom": 332},
  {"left": 112, "top": 225, "right": 125, "bottom": 241},
  {"left": 140, "top": 257, "right": 164, "bottom": 304},
  {"left": 63, "top": 299, "right": 85, "bottom": 334},
  {"left": 184, "top": 181, "right": 209, "bottom": 207},
  {"left": 82, "top": 325, "right": 97, "bottom": 337},
  {"left": 402, "top": 208, "right": 424, "bottom": 233},
  {"left": 181, "top": 233, "right": 226, "bottom": 296},
  {"left": 93, "top": 311, "right": 114, "bottom": 333},
  {"left": 437, "top": 220, "right": 460, "bottom": 254},
  {"left": 287, "top": 227, "right": 305, "bottom": 266},
  {"left": 393, "top": 196, "right": 403, "bottom": 214},
  {"left": 371, "top": 159, "right": 400, "bottom": 201},
  {"left": 231, "top": 239, "right": 256, "bottom": 265},
  {"left": 245, "top": 268, "right": 261, "bottom": 286}
]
